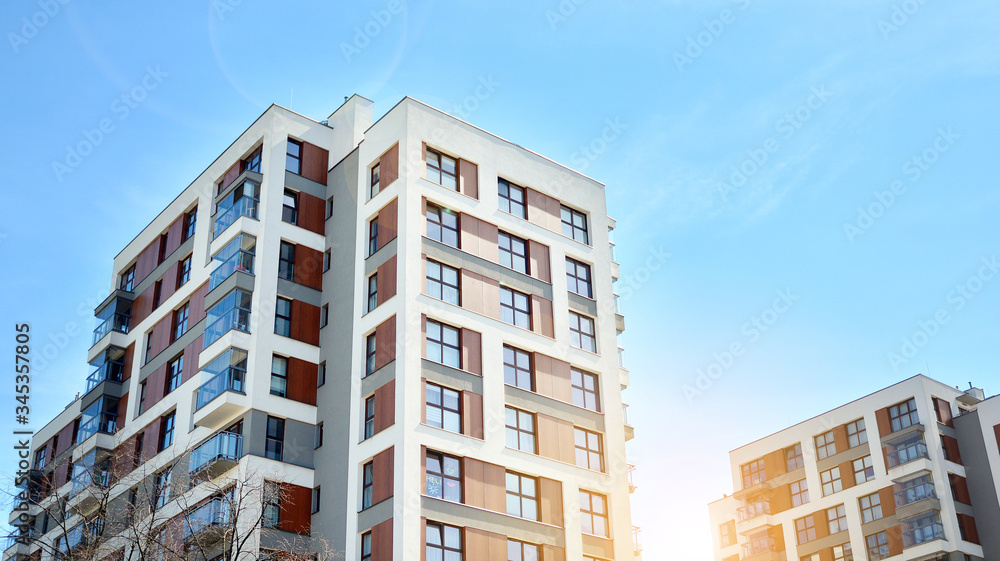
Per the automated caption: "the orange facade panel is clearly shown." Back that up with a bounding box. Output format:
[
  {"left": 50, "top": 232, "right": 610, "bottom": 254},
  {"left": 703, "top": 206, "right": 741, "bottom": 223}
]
[{"left": 300, "top": 141, "right": 329, "bottom": 185}]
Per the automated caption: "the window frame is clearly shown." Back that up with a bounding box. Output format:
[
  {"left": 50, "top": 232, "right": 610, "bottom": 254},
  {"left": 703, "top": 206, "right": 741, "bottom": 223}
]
[
  {"left": 847, "top": 418, "right": 867, "bottom": 448},
  {"left": 426, "top": 383, "right": 462, "bottom": 433},
  {"left": 367, "top": 273, "right": 378, "bottom": 312},
  {"left": 785, "top": 444, "right": 804, "bottom": 471},
  {"left": 501, "top": 287, "right": 532, "bottom": 330},
  {"left": 159, "top": 412, "right": 175, "bottom": 451},
  {"left": 286, "top": 139, "right": 302, "bottom": 175},
  {"left": 425, "top": 522, "right": 462, "bottom": 561},
  {"left": 270, "top": 355, "right": 288, "bottom": 398},
  {"left": 569, "top": 311, "right": 597, "bottom": 352},
  {"left": 561, "top": 205, "right": 590, "bottom": 245},
  {"left": 368, "top": 219, "right": 379, "bottom": 257},
  {"left": 183, "top": 209, "right": 197, "bottom": 242},
  {"left": 173, "top": 303, "right": 190, "bottom": 341},
  {"left": 795, "top": 515, "right": 816, "bottom": 545},
  {"left": 741, "top": 458, "right": 766, "bottom": 488},
  {"left": 121, "top": 265, "right": 136, "bottom": 292},
  {"left": 282, "top": 189, "right": 299, "bottom": 225},
  {"left": 498, "top": 231, "right": 529, "bottom": 274},
  {"left": 566, "top": 257, "right": 593, "bottom": 298},
  {"left": 853, "top": 455, "right": 874, "bottom": 484},
  {"left": 426, "top": 319, "right": 461, "bottom": 368},
  {"left": 362, "top": 461, "right": 374, "bottom": 509},
  {"left": 426, "top": 203, "right": 459, "bottom": 247},
  {"left": 574, "top": 427, "right": 605, "bottom": 472},
  {"left": 505, "top": 406, "right": 536, "bottom": 453},
  {"left": 889, "top": 398, "right": 919, "bottom": 432},
  {"left": 425, "top": 450, "right": 462, "bottom": 503},
  {"left": 820, "top": 467, "right": 842, "bottom": 496},
  {"left": 497, "top": 178, "right": 526, "bottom": 219},
  {"left": 278, "top": 241, "right": 295, "bottom": 282},
  {"left": 571, "top": 368, "right": 600, "bottom": 412},
  {"left": 165, "top": 356, "right": 183, "bottom": 394},
  {"left": 365, "top": 333, "right": 377, "bottom": 376},
  {"left": 363, "top": 396, "right": 375, "bottom": 439},
  {"left": 859, "top": 492, "right": 883, "bottom": 523},
  {"left": 865, "top": 531, "right": 889, "bottom": 561},
  {"left": 426, "top": 259, "right": 460, "bottom": 305},
  {"left": 790, "top": 479, "right": 809, "bottom": 507},
  {"left": 265, "top": 416, "right": 285, "bottom": 461},
  {"left": 503, "top": 345, "right": 533, "bottom": 391},
  {"left": 274, "top": 297, "right": 292, "bottom": 337},
  {"left": 370, "top": 162, "right": 380, "bottom": 199},
  {"left": 425, "top": 148, "right": 458, "bottom": 190},
  {"left": 579, "top": 490, "right": 609, "bottom": 538},
  {"left": 177, "top": 255, "right": 192, "bottom": 286},
  {"left": 505, "top": 471, "right": 539, "bottom": 520},
  {"left": 827, "top": 504, "right": 848, "bottom": 534},
  {"left": 815, "top": 430, "right": 837, "bottom": 460}
]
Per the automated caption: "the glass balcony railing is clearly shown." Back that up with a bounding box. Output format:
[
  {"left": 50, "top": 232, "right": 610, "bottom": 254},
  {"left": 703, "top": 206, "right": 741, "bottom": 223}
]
[
  {"left": 203, "top": 289, "right": 252, "bottom": 349},
  {"left": 902, "top": 514, "right": 944, "bottom": 547},
  {"left": 887, "top": 436, "right": 929, "bottom": 468},
  {"left": 213, "top": 195, "right": 259, "bottom": 239},
  {"left": 86, "top": 348, "right": 126, "bottom": 393},
  {"left": 76, "top": 397, "right": 119, "bottom": 443},
  {"left": 92, "top": 313, "right": 130, "bottom": 344},
  {"left": 742, "top": 537, "right": 775, "bottom": 558},
  {"left": 183, "top": 498, "right": 231, "bottom": 540},
  {"left": 189, "top": 432, "right": 242, "bottom": 474},
  {"left": 896, "top": 479, "right": 936, "bottom": 506},
  {"left": 196, "top": 368, "right": 246, "bottom": 411},
  {"left": 209, "top": 250, "right": 255, "bottom": 290},
  {"left": 738, "top": 500, "right": 771, "bottom": 522}
]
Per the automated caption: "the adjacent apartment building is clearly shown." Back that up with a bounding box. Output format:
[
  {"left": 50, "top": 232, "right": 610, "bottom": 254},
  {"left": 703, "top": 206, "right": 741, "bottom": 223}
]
[
  {"left": 709, "top": 374, "right": 1000, "bottom": 561},
  {"left": 5, "top": 95, "right": 638, "bottom": 561}
]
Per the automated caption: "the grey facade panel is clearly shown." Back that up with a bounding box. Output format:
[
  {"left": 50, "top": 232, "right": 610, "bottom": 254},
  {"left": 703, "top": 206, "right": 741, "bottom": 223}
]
[
  {"left": 421, "top": 359, "right": 483, "bottom": 395},
  {"left": 204, "top": 270, "right": 256, "bottom": 310},
  {"left": 567, "top": 291, "right": 599, "bottom": 317},
  {"left": 954, "top": 410, "right": 1000, "bottom": 555},
  {"left": 357, "top": 496, "right": 393, "bottom": 532},
  {"left": 284, "top": 170, "right": 328, "bottom": 200},
  {"left": 245, "top": 409, "right": 315, "bottom": 469},
  {"left": 420, "top": 495, "right": 565, "bottom": 548},
  {"left": 361, "top": 361, "right": 396, "bottom": 397},
  {"left": 276, "top": 278, "right": 323, "bottom": 307},
  {"left": 503, "top": 384, "right": 605, "bottom": 433},
  {"left": 421, "top": 237, "right": 553, "bottom": 300}
]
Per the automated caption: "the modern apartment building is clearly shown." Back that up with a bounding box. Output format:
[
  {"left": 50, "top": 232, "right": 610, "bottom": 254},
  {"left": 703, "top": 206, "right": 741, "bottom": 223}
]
[
  {"left": 5, "top": 95, "right": 638, "bottom": 561},
  {"left": 709, "top": 374, "right": 999, "bottom": 561}
]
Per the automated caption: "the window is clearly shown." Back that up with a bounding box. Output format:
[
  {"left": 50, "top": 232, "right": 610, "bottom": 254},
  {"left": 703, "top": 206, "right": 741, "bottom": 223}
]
[
  {"left": 153, "top": 280, "right": 163, "bottom": 308},
  {"left": 367, "top": 274, "right": 378, "bottom": 312},
  {"left": 786, "top": 444, "right": 804, "bottom": 471},
  {"left": 426, "top": 523, "right": 462, "bottom": 561},
  {"left": 741, "top": 459, "right": 765, "bottom": 488},
  {"left": 286, "top": 139, "right": 302, "bottom": 174},
  {"left": 889, "top": 398, "right": 919, "bottom": 432},
  {"left": 275, "top": 298, "right": 292, "bottom": 337},
  {"left": 720, "top": 523, "right": 735, "bottom": 547},
  {"left": 270, "top": 356, "right": 288, "bottom": 398},
  {"left": 183, "top": 209, "right": 197, "bottom": 241},
  {"left": 368, "top": 219, "right": 379, "bottom": 257},
  {"left": 859, "top": 492, "right": 882, "bottom": 523},
  {"left": 827, "top": 504, "right": 848, "bottom": 533},
  {"left": 279, "top": 241, "right": 295, "bottom": 281},
  {"left": 364, "top": 396, "right": 375, "bottom": 439},
  {"left": 505, "top": 472, "right": 538, "bottom": 520},
  {"left": 361, "top": 532, "right": 371, "bottom": 561},
  {"left": 820, "top": 467, "right": 842, "bottom": 496},
  {"left": 365, "top": 334, "right": 376, "bottom": 376},
  {"left": 426, "top": 204, "right": 459, "bottom": 247},
  {"left": 426, "top": 451, "right": 461, "bottom": 502},
  {"left": 561, "top": 205, "right": 589, "bottom": 244},
  {"left": 566, "top": 257, "right": 593, "bottom": 298},
  {"left": 853, "top": 455, "right": 874, "bottom": 484},
  {"left": 572, "top": 369, "right": 600, "bottom": 411},
  {"left": 326, "top": 196, "right": 334, "bottom": 219},
  {"left": 282, "top": 189, "right": 298, "bottom": 225},
  {"left": 498, "top": 178, "right": 526, "bottom": 218},
  {"left": 426, "top": 320, "right": 461, "bottom": 368},
  {"left": 580, "top": 490, "right": 608, "bottom": 537},
  {"left": 865, "top": 531, "right": 889, "bottom": 561},
  {"left": 311, "top": 486, "right": 321, "bottom": 513},
  {"left": 263, "top": 481, "right": 280, "bottom": 528},
  {"left": 569, "top": 311, "right": 596, "bottom": 352},
  {"left": 831, "top": 543, "right": 851, "bottom": 561},
  {"left": 177, "top": 256, "right": 192, "bottom": 286},
  {"left": 370, "top": 163, "right": 380, "bottom": 199},
  {"left": 501, "top": 287, "right": 532, "bottom": 329},
  {"left": 159, "top": 413, "right": 175, "bottom": 451},
  {"left": 498, "top": 231, "right": 529, "bottom": 274},
  {"left": 505, "top": 407, "right": 535, "bottom": 453},
  {"left": 323, "top": 249, "right": 331, "bottom": 272},
  {"left": 847, "top": 418, "right": 867, "bottom": 447},
  {"left": 165, "top": 356, "right": 183, "bottom": 394},
  {"left": 121, "top": 265, "right": 136, "bottom": 291},
  {"left": 265, "top": 416, "right": 284, "bottom": 461},
  {"left": 315, "top": 422, "right": 323, "bottom": 448},
  {"left": 158, "top": 233, "right": 169, "bottom": 264},
  {"left": 795, "top": 515, "right": 816, "bottom": 544},
  {"left": 154, "top": 469, "right": 172, "bottom": 509},
  {"left": 897, "top": 474, "right": 935, "bottom": 505},
  {"left": 425, "top": 148, "right": 457, "bottom": 190},
  {"left": 575, "top": 428, "right": 604, "bottom": 472},
  {"left": 902, "top": 511, "right": 944, "bottom": 547},
  {"left": 886, "top": 432, "right": 928, "bottom": 467},
  {"left": 362, "top": 462, "right": 374, "bottom": 509},
  {"left": 34, "top": 448, "right": 46, "bottom": 469},
  {"left": 426, "top": 383, "right": 461, "bottom": 433},
  {"left": 426, "top": 260, "right": 460, "bottom": 305},
  {"left": 320, "top": 304, "right": 329, "bottom": 328},
  {"left": 507, "top": 540, "right": 538, "bottom": 561},
  {"left": 503, "top": 345, "right": 533, "bottom": 390},
  {"left": 791, "top": 479, "right": 809, "bottom": 506},
  {"left": 318, "top": 362, "right": 326, "bottom": 386},
  {"left": 173, "top": 303, "right": 190, "bottom": 341},
  {"left": 815, "top": 431, "right": 837, "bottom": 460},
  {"left": 243, "top": 146, "right": 261, "bottom": 173}
]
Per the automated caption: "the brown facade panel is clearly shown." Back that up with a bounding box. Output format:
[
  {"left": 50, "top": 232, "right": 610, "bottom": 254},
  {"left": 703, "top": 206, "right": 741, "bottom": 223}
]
[
  {"left": 813, "top": 508, "right": 830, "bottom": 540},
  {"left": 526, "top": 188, "right": 562, "bottom": 233},
  {"left": 122, "top": 342, "right": 135, "bottom": 381},
  {"left": 299, "top": 191, "right": 326, "bottom": 236},
  {"left": 376, "top": 255, "right": 397, "bottom": 306},
  {"left": 462, "top": 390, "right": 484, "bottom": 439},
  {"left": 163, "top": 215, "right": 185, "bottom": 259},
  {"left": 995, "top": 423, "right": 1000, "bottom": 453},
  {"left": 160, "top": 262, "right": 179, "bottom": 301},
  {"left": 527, "top": 239, "right": 551, "bottom": 283},
  {"left": 142, "top": 418, "right": 161, "bottom": 463},
  {"left": 530, "top": 295, "right": 555, "bottom": 338},
  {"left": 839, "top": 460, "right": 856, "bottom": 491},
  {"left": 286, "top": 357, "right": 318, "bottom": 405},
  {"left": 290, "top": 300, "right": 321, "bottom": 346},
  {"left": 144, "top": 364, "right": 168, "bottom": 410},
  {"left": 371, "top": 518, "right": 393, "bottom": 561},
  {"left": 477, "top": 217, "right": 499, "bottom": 261},
  {"left": 116, "top": 392, "right": 129, "bottom": 431},
  {"left": 886, "top": 525, "right": 903, "bottom": 556},
  {"left": 770, "top": 484, "right": 792, "bottom": 513},
  {"left": 295, "top": 245, "right": 325, "bottom": 291},
  {"left": 376, "top": 198, "right": 398, "bottom": 251},
  {"left": 762, "top": 449, "right": 786, "bottom": 480},
  {"left": 932, "top": 397, "right": 953, "bottom": 426},
  {"left": 460, "top": 328, "right": 482, "bottom": 375},
  {"left": 372, "top": 446, "right": 395, "bottom": 504},
  {"left": 832, "top": 425, "right": 849, "bottom": 455},
  {"left": 950, "top": 473, "right": 971, "bottom": 504},
  {"left": 378, "top": 143, "right": 399, "bottom": 191},
  {"left": 134, "top": 237, "right": 162, "bottom": 284},
  {"left": 539, "top": 477, "right": 563, "bottom": 526},
  {"left": 875, "top": 407, "right": 891, "bottom": 437},
  {"left": 958, "top": 513, "right": 980, "bottom": 544},
  {"left": 533, "top": 352, "right": 573, "bottom": 403},
  {"left": 878, "top": 486, "right": 896, "bottom": 517},
  {"left": 132, "top": 283, "right": 155, "bottom": 325},
  {"left": 220, "top": 161, "right": 240, "bottom": 191},
  {"left": 459, "top": 213, "right": 482, "bottom": 257},
  {"left": 300, "top": 141, "right": 329, "bottom": 185},
  {"left": 536, "top": 413, "right": 575, "bottom": 464},
  {"left": 54, "top": 422, "right": 75, "bottom": 456},
  {"left": 462, "top": 457, "right": 505, "bottom": 512},
  {"left": 464, "top": 527, "right": 505, "bottom": 560},
  {"left": 278, "top": 483, "right": 313, "bottom": 534},
  {"left": 188, "top": 281, "right": 210, "bottom": 326},
  {"left": 458, "top": 159, "right": 478, "bottom": 200},
  {"left": 181, "top": 335, "right": 202, "bottom": 384},
  {"left": 374, "top": 315, "right": 397, "bottom": 371},
  {"left": 942, "top": 435, "right": 962, "bottom": 464},
  {"left": 147, "top": 315, "right": 173, "bottom": 363},
  {"left": 374, "top": 379, "right": 395, "bottom": 434}
]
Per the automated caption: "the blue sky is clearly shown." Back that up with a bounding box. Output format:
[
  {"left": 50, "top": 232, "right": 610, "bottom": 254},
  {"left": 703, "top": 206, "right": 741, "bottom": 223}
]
[{"left": 1, "top": 1, "right": 999, "bottom": 559}]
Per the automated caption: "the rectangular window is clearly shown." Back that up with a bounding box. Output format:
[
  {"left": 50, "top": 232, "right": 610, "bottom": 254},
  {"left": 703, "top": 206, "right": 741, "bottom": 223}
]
[
  {"left": 741, "top": 459, "right": 766, "bottom": 488},
  {"left": 315, "top": 422, "right": 323, "bottom": 448},
  {"left": 821, "top": 467, "right": 842, "bottom": 496},
  {"left": 498, "top": 231, "right": 529, "bottom": 274},
  {"left": 323, "top": 249, "right": 331, "bottom": 272},
  {"left": 326, "top": 196, "right": 334, "bottom": 219},
  {"left": 501, "top": 287, "right": 532, "bottom": 329},
  {"left": 121, "top": 265, "right": 136, "bottom": 292},
  {"left": 902, "top": 511, "right": 944, "bottom": 547},
  {"left": 263, "top": 481, "right": 280, "bottom": 528},
  {"left": 889, "top": 398, "right": 919, "bottom": 432},
  {"left": 827, "top": 504, "right": 848, "bottom": 533},
  {"left": 286, "top": 139, "right": 302, "bottom": 174},
  {"left": 566, "top": 257, "right": 593, "bottom": 298},
  {"left": 153, "top": 280, "right": 163, "bottom": 308},
  {"left": 572, "top": 369, "right": 600, "bottom": 411},
  {"left": 278, "top": 241, "right": 295, "bottom": 281},
  {"left": 368, "top": 219, "right": 379, "bottom": 257},
  {"left": 507, "top": 540, "right": 539, "bottom": 561},
  {"left": 847, "top": 418, "right": 867, "bottom": 448},
  {"left": 282, "top": 189, "right": 298, "bottom": 225},
  {"left": 173, "top": 303, "right": 190, "bottom": 341},
  {"left": 370, "top": 163, "right": 380, "bottom": 199},
  {"left": 425, "top": 451, "right": 461, "bottom": 502},
  {"left": 243, "top": 146, "right": 261, "bottom": 173},
  {"left": 362, "top": 462, "right": 374, "bottom": 509},
  {"left": 505, "top": 472, "right": 538, "bottom": 520},
  {"left": 498, "top": 178, "right": 526, "bottom": 218},
  {"left": 426, "top": 320, "right": 461, "bottom": 368},
  {"left": 158, "top": 233, "right": 169, "bottom": 264},
  {"left": 425, "top": 523, "right": 462, "bottom": 561},
  {"left": 426, "top": 204, "right": 459, "bottom": 247},
  {"left": 795, "top": 515, "right": 816, "bottom": 544},
  {"left": 165, "top": 356, "right": 183, "bottom": 394},
  {"left": 720, "top": 524, "right": 734, "bottom": 547},
  {"left": 138, "top": 380, "right": 147, "bottom": 415},
  {"left": 896, "top": 474, "right": 935, "bottom": 505},
  {"left": 569, "top": 311, "right": 596, "bottom": 352},
  {"left": 159, "top": 412, "right": 175, "bottom": 451},
  {"left": 791, "top": 479, "right": 809, "bottom": 506},
  {"left": 505, "top": 406, "right": 535, "bottom": 453},
  {"left": 574, "top": 428, "right": 604, "bottom": 472},
  {"left": 270, "top": 356, "right": 288, "bottom": 398},
  {"left": 503, "top": 345, "right": 533, "bottom": 390},
  {"left": 853, "top": 455, "right": 874, "bottom": 484},
  {"left": 367, "top": 274, "right": 378, "bottom": 312},
  {"left": 815, "top": 430, "right": 837, "bottom": 459},
  {"left": 361, "top": 533, "right": 371, "bottom": 561},
  {"left": 364, "top": 396, "right": 375, "bottom": 439},
  {"left": 859, "top": 492, "right": 882, "bottom": 523},
  {"left": 426, "top": 260, "right": 460, "bottom": 305},
  {"left": 275, "top": 298, "right": 292, "bottom": 337},
  {"left": 786, "top": 444, "right": 804, "bottom": 471},
  {"left": 865, "top": 531, "right": 889, "bottom": 561},
  {"left": 832, "top": 543, "right": 851, "bottom": 561},
  {"left": 426, "top": 148, "right": 457, "bottom": 190},
  {"left": 177, "top": 255, "right": 192, "bottom": 286},
  {"left": 265, "top": 416, "right": 284, "bottom": 461},
  {"left": 320, "top": 304, "right": 329, "bottom": 328},
  {"left": 154, "top": 469, "right": 172, "bottom": 509},
  {"left": 365, "top": 333, "right": 376, "bottom": 376},
  {"left": 183, "top": 209, "right": 197, "bottom": 242},
  {"left": 426, "top": 383, "right": 461, "bottom": 433},
  {"left": 318, "top": 362, "right": 326, "bottom": 386},
  {"left": 561, "top": 205, "right": 589, "bottom": 244},
  {"left": 580, "top": 490, "right": 608, "bottom": 537},
  {"left": 311, "top": 486, "right": 321, "bottom": 513}
]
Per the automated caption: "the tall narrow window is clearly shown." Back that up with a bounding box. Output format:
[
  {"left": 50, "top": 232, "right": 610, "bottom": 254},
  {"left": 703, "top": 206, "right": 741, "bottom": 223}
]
[
  {"left": 121, "top": 265, "right": 136, "bottom": 291},
  {"left": 263, "top": 481, "right": 280, "bottom": 528},
  {"left": 566, "top": 257, "right": 593, "bottom": 298},
  {"left": 365, "top": 334, "right": 377, "bottom": 376},
  {"left": 425, "top": 148, "right": 457, "bottom": 190},
  {"left": 847, "top": 419, "right": 867, "bottom": 447},
  {"left": 580, "top": 490, "right": 608, "bottom": 537},
  {"left": 498, "top": 232, "right": 529, "bottom": 274},
  {"left": 362, "top": 462, "right": 374, "bottom": 509},
  {"left": 165, "top": 356, "right": 183, "bottom": 394},
  {"left": 311, "top": 486, "right": 321, "bottom": 513},
  {"left": 571, "top": 369, "right": 600, "bottom": 411},
  {"left": 177, "top": 256, "right": 192, "bottom": 286},
  {"left": 361, "top": 533, "right": 372, "bottom": 561},
  {"left": 286, "top": 139, "right": 302, "bottom": 174},
  {"left": 425, "top": 451, "right": 461, "bottom": 502},
  {"left": 569, "top": 311, "right": 596, "bottom": 352},
  {"left": 425, "top": 260, "right": 460, "bottom": 305},
  {"left": 370, "top": 163, "right": 380, "bottom": 199},
  {"left": 265, "top": 416, "right": 284, "bottom": 461},
  {"left": 326, "top": 196, "right": 334, "bottom": 219},
  {"left": 153, "top": 280, "right": 163, "bottom": 308},
  {"left": 159, "top": 412, "right": 175, "bottom": 451},
  {"left": 364, "top": 396, "right": 376, "bottom": 439},
  {"left": 505, "top": 407, "right": 535, "bottom": 453},
  {"left": 498, "top": 178, "right": 526, "bottom": 218},
  {"left": 275, "top": 298, "right": 292, "bottom": 337},
  {"left": 426, "top": 383, "right": 461, "bottom": 433},
  {"left": 501, "top": 287, "right": 532, "bottom": 329},
  {"left": 173, "top": 303, "right": 190, "bottom": 341},
  {"left": 183, "top": 209, "right": 197, "bottom": 241},
  {"left": 426, "top": 204, "right": 459, "bottom": 247},
  {"left": 368, "top": 219, "right": 379, "bottom": 257},
  {"left": 561, "top": 205, "right": 589, "bottom": 244},
  {"left": 282, "top": 189, "right": 299, "bottom": 225},
  {"left": 785, "top": 444, "right": 804, "bottom": 471},
  {"left": 426, "top": 320, "right": 461, "bottom": 368},
  {"left": 503, "top": 345, "right": 533, "bottom": 390},
  {"left": 367, "top": 274, "right": 378, "bottom": 312},
  {"left": 505, "top": 472, "right": 538, "bottom": 520},
  {"left": 574, "top": 428, "right": 604, "bottom": 471},
  {"left": 270, "top": 356, "right": 288, "bottom": 398},
  {"left": 278, "top": 241, "right": 295, "bottom": 281},
  {"left": 154, "top": 469, "right": 172, "bottom": 509}
]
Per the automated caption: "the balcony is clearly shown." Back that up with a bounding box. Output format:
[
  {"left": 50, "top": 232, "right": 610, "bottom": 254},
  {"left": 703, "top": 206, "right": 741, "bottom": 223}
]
[
  {"left": 209, "top": 233, "right": 256, "bottom": 290},
  {"left": 886, "top": 434, "right": 929, "bottom": 468},
  {"left": 194, "top": 348, "right": 248, "bottom": 429},
  {"left": 741, "top": 536, "right": 777, "bottom": 560},
  {"left": 623, "top": 402, "right": 635, "bottom": 442},
  {"left": 632, "top": 526, "right": 642, "bottom": 557},
  {"left": 901, "top": 512, "right": 945, "bottom": 548},
  {"left": 189, "top": 432, "right": 242, "bottom": 479},
  {"left": 203, "top": 289, "right": 252, "bottom": 349},
  {"left": 183, "top": 498, "right": 231, "bottom": 544},
  {"left": 213, "top": 179, "right": 260, "bottom": 239},
  {"left": 627, "top": 464, "right": 637, "bottom": 493},
  {"left": 76, "top": 397, "right": 119, "bottom": 445},
  {"left": 737, "top": 500, "right": 771, "bottom": 522},
  {"left": 85, "top": 346, "right": 126, "bottom": 393}
]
